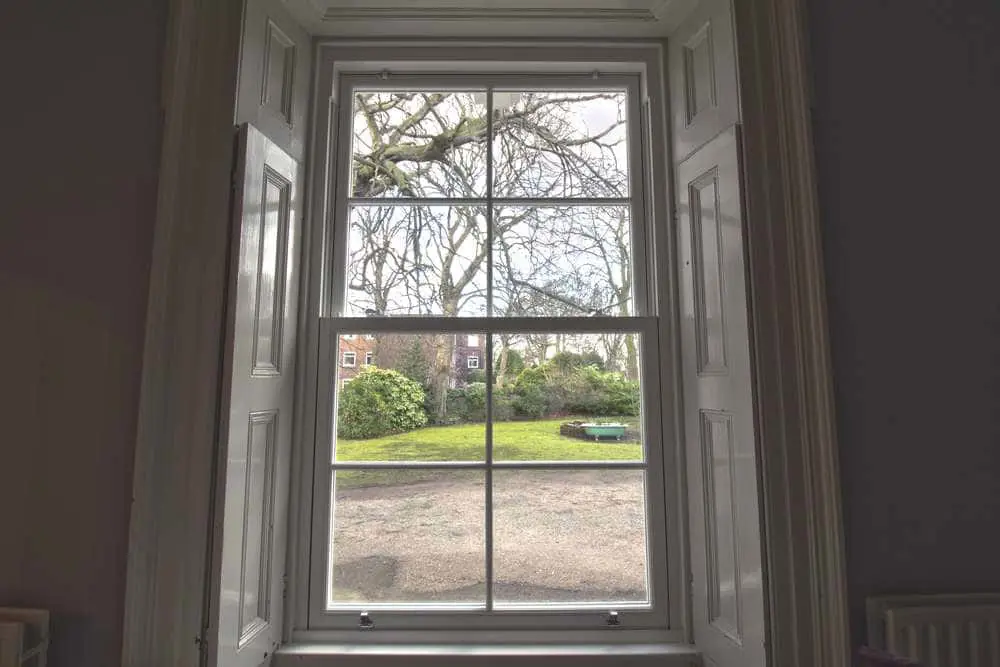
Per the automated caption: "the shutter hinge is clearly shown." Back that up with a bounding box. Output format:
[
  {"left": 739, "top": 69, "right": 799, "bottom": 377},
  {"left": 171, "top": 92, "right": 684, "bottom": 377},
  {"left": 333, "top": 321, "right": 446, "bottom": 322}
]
[
  {"left": 230, "top": 131, "right": 241, "bottom": 193},
  {"left": 194, "top": 626, "right": 210, "bottom": 660}
]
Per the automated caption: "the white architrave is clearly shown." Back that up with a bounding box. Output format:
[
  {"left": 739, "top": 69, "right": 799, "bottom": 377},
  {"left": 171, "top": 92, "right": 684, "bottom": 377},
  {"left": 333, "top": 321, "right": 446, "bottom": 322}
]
[
  {"left": 120, "top": 0, "right": 245, "bottom": 665},
  {"left": 121, "top": 0, "right": 850, "bottom": 666},
  {"left": 732, "top": 0, "right": 850, "bottom": 664}
]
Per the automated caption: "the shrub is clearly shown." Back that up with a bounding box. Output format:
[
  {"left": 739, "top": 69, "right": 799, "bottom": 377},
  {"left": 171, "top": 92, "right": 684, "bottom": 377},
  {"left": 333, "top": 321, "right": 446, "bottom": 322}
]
[
  {"left": 550, "top": 350, "right": 605, "bottom": 372},
  {"left": 441, "top": 383, "right": 517, "bottom": 423},
  {"left": 564, "top": 365, "right": 640, "bottom": 416},
  {"left": 446, "top": 382, "right": 488, "bottom": 422},
  {"left": 511, "top": 365, "right": 554, "bottom": 417},
  {"left": 494, "top": 347, "right": 525, "bottom": 379},
  {"left": 422, "top": 381, "right": 443, "bottom": 424},
  {"left": 337, "top": 366, "right": 427, "bottom": 439},
  {"left": 509, "top": 361, "right": 639, "bottom": 418},
  {"left": 493, "top": 386, "right": 517, "bottom": 421}
]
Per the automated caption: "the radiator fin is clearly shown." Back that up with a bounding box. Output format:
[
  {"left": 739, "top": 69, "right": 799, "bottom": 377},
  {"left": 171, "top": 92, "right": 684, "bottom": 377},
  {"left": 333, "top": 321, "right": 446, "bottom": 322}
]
[{"left": 882, "top": 605, "right": 1000, "bottom": 667}]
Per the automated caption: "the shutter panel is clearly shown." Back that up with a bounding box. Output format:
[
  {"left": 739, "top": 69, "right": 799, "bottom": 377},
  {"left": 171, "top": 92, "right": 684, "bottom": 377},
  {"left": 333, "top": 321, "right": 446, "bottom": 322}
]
[
  {"left": 210, "top": 124, "right": 300, "bottom": 667},
  {"left": 668, "top": 0, "right": 739, "bottom": 163},
  {"left": 677, "top": 127, "right": 765, "bottom": 667},
  {"left": 670, "top": 2, "right": 765, "bottom": 663},
  {"left": 207, "top": 0, "right": 310, "bottom": 662}
]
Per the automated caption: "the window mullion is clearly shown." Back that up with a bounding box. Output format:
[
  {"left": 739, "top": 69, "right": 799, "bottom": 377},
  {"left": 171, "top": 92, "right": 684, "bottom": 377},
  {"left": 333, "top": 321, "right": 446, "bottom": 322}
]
[
  {"left": 485, "top": 332, "right": 495, "bottom": 612},
  {"left": 484, "top": 87, "right": 496, "bottom": 612},
  {"left": 486, "top": 87, "right": 495, "bottom": 318}
]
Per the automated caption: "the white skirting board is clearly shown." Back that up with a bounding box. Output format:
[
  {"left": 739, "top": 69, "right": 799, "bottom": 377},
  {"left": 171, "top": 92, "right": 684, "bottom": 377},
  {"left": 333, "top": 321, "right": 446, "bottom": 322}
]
[
  {"left": 0, "top": 609, "right": 49, "bottom": 667},
  {"left": 867, "top": 594, "right": 1000, "bottom": 667}
]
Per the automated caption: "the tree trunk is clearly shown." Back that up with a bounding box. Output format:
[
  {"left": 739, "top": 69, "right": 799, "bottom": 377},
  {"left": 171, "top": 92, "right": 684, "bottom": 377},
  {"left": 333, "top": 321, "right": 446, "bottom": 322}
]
[
  {"left": 497, "top": 339, "right": 510, "bottom": 387},
  {"left": 432, "top": 333, "right": 453, "bottom": 422},
  {"left": 625, "top": 333, "right": 639, "bottom": 381}
]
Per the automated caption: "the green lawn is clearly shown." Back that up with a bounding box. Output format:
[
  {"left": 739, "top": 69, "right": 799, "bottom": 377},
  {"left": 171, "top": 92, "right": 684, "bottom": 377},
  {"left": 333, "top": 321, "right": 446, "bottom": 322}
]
[
  {"left": 336, "top": 417, "right": 642, "bottom": 463},
  {"left": 334, "top": 417, "right": 641, "bottom": 490}
]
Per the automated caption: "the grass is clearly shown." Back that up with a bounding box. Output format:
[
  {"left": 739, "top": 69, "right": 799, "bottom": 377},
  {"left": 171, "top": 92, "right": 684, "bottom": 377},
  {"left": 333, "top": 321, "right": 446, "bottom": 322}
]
[
  {"left": 336, "top": 417, "right": 641, "bottom": 462},
  {"left": 334, "top": 417, "right": 641, "bottom": 489}
]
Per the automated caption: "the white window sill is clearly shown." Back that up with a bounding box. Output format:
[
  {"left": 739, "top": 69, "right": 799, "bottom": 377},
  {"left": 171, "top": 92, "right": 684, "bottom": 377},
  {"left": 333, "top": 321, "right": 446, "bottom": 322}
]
[{"left": 275, "top": 643, "right": 701, "bottom": 667}]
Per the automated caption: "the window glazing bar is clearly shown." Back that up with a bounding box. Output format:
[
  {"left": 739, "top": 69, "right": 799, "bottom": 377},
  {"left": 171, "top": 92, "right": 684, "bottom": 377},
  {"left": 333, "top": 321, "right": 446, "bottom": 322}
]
[
  {"left": 347, "top": 197, "right": 631, "bottom": 207},
  {"left": 320, "top": 315, "right": 656, "bottom": 335},
  {"left": 329, "top": 460, "right": 647, "bottom": 471}
]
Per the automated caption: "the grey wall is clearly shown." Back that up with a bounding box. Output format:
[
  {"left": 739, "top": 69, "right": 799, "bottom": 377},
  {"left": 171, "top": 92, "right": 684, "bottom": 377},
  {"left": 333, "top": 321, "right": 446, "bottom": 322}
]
[
  {"left": 806, "top": 0, "right": 1000, "bottom": 647},
  {"left": 0, "top": 2, "right": 167, "bottom": 666}
]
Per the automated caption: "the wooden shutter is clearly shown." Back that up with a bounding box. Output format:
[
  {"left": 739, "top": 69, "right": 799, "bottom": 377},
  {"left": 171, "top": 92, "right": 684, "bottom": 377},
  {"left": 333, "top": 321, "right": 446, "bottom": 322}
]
[
  {"left": 206, "top": 0, "right": 311, "bottom": 662},
  {"left": 209, "top": 123, "right": 300, "bottom": 667},
  {"left": 670, "top": 0, "right": 766, "bottom": 664}
]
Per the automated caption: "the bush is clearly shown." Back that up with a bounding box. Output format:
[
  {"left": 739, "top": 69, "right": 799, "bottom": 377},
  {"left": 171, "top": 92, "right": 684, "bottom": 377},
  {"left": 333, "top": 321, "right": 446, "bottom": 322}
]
[
  {"left": 422, "top": 381, "right": 443, "bottom": 424},
  {"left": 511, "top": 365, "right": 554, "bottom": 417},
  {"left": 493, "top": 386, "right": 517, "bottom": 421},
  {"left": 564, "top": 365, "right": 640, "bottom": 416},
  {"left": 509, "top": 361, "right": 639, "bottom": 419},
  {"left": 550, "top": 350, "right": 605, "bottom": 372},
  {"left": 495, "top": 347, "right": 525, "bottom": 378},
  {"left": 337, "top": 366, "right": 427, "bottom": 439},
  {"left": 446, "top": 382, "right": 488, "bottom": 422},
  {"left": 442, "top": 383, "right": 517, "bottom": 423}
]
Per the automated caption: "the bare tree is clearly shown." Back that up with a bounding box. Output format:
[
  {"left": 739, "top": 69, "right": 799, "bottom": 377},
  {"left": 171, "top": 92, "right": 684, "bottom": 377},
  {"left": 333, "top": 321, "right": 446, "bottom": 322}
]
[{"left": 346, "top": 90, "right": 634, "bottom": 413}]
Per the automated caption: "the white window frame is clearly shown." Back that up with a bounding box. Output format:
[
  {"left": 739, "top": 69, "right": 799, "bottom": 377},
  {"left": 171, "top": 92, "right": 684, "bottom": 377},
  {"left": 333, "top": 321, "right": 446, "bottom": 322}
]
[
  {"left": 299, "top": 63, "right": 683, "bottom": 641},
  {"left": 467, "top": 355, "right": 480, "bottom": 369},
  {"left": 341, "top": 351, "right": 356, "bottom": 367},
  {"left": 467, "top": 333, "right": 480, "bottom": 347},
  {"left": 365, "top": 351, "right": 373, "bottom": 365}
]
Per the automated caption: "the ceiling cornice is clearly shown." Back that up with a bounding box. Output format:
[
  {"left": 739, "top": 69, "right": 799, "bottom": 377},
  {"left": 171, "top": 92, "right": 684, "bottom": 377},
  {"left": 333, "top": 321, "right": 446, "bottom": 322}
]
[{"left": 319, "top": 6, "right": 661, "bottom": 22}]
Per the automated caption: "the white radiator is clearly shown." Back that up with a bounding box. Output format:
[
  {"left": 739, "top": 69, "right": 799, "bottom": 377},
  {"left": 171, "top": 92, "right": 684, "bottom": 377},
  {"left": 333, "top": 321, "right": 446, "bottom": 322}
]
[
  {"left": 0, "top": 609, "right": 48, "bottom": 667},
  {"left": 867, "top": 594, "right": 1000, "bottom": 667}
]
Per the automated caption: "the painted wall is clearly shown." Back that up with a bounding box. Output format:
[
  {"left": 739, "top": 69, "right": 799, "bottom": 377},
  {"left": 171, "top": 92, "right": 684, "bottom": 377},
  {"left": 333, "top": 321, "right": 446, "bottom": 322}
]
[
  {"left": 806, "top": 0, "right": 1000, "bottom": 647},
  {"left": 0, "top": 1, "right": 167, "bottom": 666}
]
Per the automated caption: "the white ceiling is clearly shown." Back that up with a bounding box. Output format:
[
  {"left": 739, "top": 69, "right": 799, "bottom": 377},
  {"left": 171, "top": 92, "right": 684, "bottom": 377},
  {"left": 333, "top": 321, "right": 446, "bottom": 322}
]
[{"left": 282, "top": 0, "right": 698, "bottom": 38}]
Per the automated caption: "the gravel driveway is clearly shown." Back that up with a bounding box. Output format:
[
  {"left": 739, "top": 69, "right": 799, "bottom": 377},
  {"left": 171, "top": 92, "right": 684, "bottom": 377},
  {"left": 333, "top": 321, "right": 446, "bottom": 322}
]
[{"left": 330, "top": 469, "right": 649, "bottom": 605}]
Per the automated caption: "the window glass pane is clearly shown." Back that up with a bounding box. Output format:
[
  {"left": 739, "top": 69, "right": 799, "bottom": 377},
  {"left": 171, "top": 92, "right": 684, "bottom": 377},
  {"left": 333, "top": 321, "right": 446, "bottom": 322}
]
[
  {"left": 491, "top": 332, "right": 643, "bottom": 462},
  {"left": 492, "top": 91, "right": 628, "bottom": 198},
  {"left": 351, "top": 91, "right": 487, "bottom": 198},
  {"left": 329, "top": 470, "right": 485, "bottom": 606},
  {"left": 346, "top": 205, "right": 488, "bottom": 317},
  {"left": 494, "top": 206, "right": 633, "bottom": 317},
  {"left": 334, "top": 333, "right": 487, "bottom": 462},
  {"left": 492, "top": 469, "right": 649, "bottom": 606}
]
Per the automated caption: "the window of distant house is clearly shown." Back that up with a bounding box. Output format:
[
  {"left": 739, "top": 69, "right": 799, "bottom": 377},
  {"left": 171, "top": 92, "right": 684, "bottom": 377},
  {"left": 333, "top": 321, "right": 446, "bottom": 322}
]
[
  {"left": 341, "top": 351, "right": 356, "bottom": 367},
  {"left": 310, "top": 70, "right": 668, "bottom": 633},
  {"left": 365, "top": 351, "right": 373, "bottom": 365}
]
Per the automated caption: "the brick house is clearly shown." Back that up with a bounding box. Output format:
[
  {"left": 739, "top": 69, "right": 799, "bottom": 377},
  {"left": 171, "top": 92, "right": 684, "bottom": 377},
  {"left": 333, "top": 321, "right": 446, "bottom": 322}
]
[
  {"left": 338, "top": 333, "right": 482, "bottom": 387},
  {"left": 452, "top": 333, "right": 483, "bottom": 386},
  {"left": 336, "top": 334, "right": 376, "bottom": 386}
]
